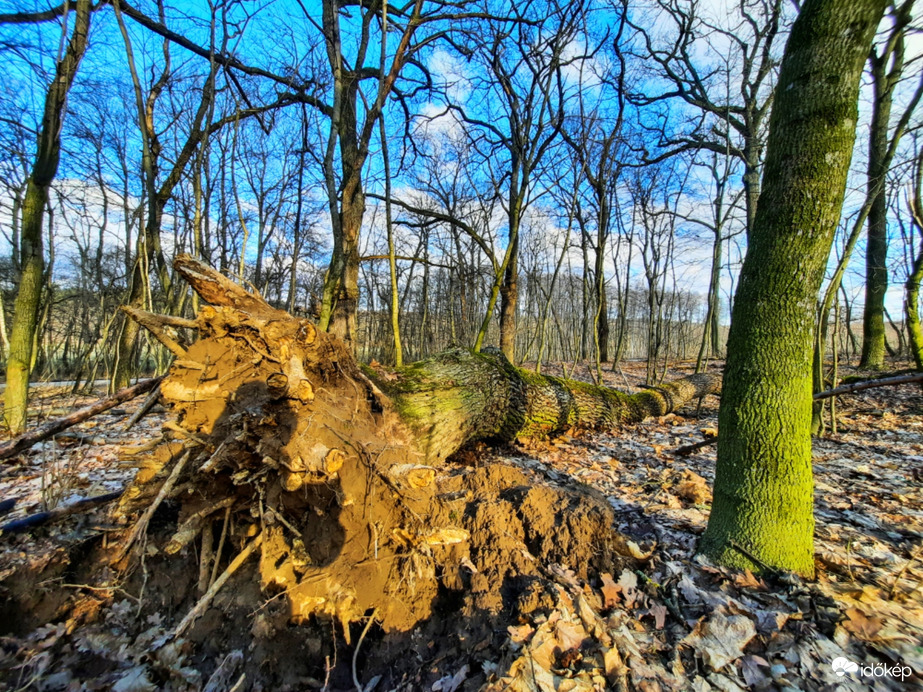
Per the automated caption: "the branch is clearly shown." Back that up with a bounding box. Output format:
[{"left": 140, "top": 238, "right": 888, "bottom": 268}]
[
  {"left": 0, "top": 0, "right": 73, "bottom": 24},
  {"left": 0, "top": 377, "right": 164, "bottom": 460},
  {"left": 116, "top": 0, "right": 331, "bottom": 115},
  {"left": 813, "top": 372, "right": 923, "bottom": 400},
  {"left": 360, "top": 254, "right": 454, "bottom": 269},
  {"left": 0, "top": 491, "right": 122, "bottom": 536}
]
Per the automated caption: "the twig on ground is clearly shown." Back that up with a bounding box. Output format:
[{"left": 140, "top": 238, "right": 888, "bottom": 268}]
[
  {"left": 124, "top": 383, "right": 162, "bottom": 432},
  {"left": 210, "top": 505, "right": 232, "bottom": 589},
  {"left": 203, "top": 650, "right": 243, "bottom": 692},
  {"left": 114, "top": 449, "right": 191, "bottom": 563},
  {"left": 198, "top": 518, "right": 215, "bottom": 596},
  {"left": 671, "top": 437, "right": 717, "bottom": 456},
  {"left": 729, "top": 540, "right": 782, "bottom": 576},
  {"left": 174, "top": 532, "right": 263, "bottom": 638},
  {"left": 889, "top": 543, "right": 923, "bottom": 599},
  {"left": 353, "top": 608, "right": 379, "bottom": 692}
]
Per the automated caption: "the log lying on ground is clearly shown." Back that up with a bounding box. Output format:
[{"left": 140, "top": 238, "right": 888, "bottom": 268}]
[
  {"left": 813, "top": 372, "right": 923, "bottom": 400},
  {"left": 0, "top": 376, "right": 163, "bottom": 460},
  {"left": 0, "top": 491, "right": 122, "bottom": 536},
  {"left": 112, "top": 255, "right": 720, "bottom": 635},
  {"left": 378, "top": 348, "right": 719, "bottom": 462}
]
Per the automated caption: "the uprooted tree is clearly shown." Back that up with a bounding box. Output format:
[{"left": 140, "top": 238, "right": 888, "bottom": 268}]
[{"left": 111, "top": 254, "right": 718, "bottom": 636}]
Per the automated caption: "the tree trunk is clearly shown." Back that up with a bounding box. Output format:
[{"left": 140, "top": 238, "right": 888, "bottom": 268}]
[
  {"left": 4, "top": 0, "right": 91, "bottom": 434},
  {"left": 700, "top": 0, "right": 886, "bottom": 577},
  {"left": 907, "top": 151, "right": 923, "bottom": 370},
  {"left": 859, "top": 53, "right": 893, "bottom": 369},
  {"left": 117, "top": 255, "right": 718, "bottom": 633}
]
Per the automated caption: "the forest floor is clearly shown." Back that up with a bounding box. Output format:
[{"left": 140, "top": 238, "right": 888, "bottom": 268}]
[{"left": 0, "top": 359, "right": 921, "bottom": 691}]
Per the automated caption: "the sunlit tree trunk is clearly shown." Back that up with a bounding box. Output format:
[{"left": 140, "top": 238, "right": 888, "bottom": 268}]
[
  {"left": 701, "top": 0, "right": 886, "bottom": 577},
  {"left": 906, "top": 148, "right": 923, "bottom": 370},
  {"left": 4, "top": 0, "right": 92, "bottom": 434},
  {"left": 860, "top": 18, "right": 905, "bottom": 368}
]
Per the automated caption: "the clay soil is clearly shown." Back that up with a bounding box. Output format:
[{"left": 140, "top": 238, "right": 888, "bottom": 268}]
[{"left": 0, "top": 359, "right": 921, "bottom": 691}]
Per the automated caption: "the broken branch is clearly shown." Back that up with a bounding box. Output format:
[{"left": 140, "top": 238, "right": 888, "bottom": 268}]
[
  {"left": 0, "top": 377, "right": 164, "bottom": 460},
  {"left": 813, "top": 372, "right": 923, "bottom": 400},
  {"left": 0, "top": 491, "right": 123, "bottom": 537},
  {"left": 174, "top": 532, "right": 263, "bottom": 638}
]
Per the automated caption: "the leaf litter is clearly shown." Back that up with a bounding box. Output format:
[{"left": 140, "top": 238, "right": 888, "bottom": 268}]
[{"left": 0, "top": 362, "right": 921, "bottom": 690}]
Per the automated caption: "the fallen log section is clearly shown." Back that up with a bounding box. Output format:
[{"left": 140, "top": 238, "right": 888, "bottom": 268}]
[
  {"left": 813, "top": 372, "right": 923, "bottom": 400},
  {"left": 0, "top": 376, "right": 163, "bottom": 460},
  {"left": 0, "top": 491, "right": 123, "bottom": 536},
  {"left": 106, "top": 254, "right": 719, "bottom": 636}
]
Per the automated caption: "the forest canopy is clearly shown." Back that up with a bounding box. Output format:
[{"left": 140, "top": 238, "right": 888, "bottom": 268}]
[{"left": 1, "top": 0, "right": 919, "bottom": 391}]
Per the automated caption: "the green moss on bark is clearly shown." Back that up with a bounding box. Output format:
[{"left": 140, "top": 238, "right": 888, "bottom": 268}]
[
  {"left": 700, "top": 0, "right": 887, "bottom": 577},
  {"left": 373, "top": 348, "right": 719, "bottom": 463}
]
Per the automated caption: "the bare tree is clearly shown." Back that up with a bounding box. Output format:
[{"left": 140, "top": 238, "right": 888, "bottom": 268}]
[
  {"left": 3, "top": 0, "right": 92, "bottom": 434},
  {"left": 629, "top": 0, "right": 790, "bottom": 234}
]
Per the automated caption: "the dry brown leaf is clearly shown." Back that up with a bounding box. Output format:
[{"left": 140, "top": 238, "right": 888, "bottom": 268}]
[
  {"left": 600, "top": 573, "right": 622, "bottom": 609},
  {"left": 842, "top": 607, "right": 884, "bottom": 639},
  {"left": 647, "top": 604, "right": 667, "bottom": 630},
  {"left": 680, "top": 612, "right": 757, "bottom": 672},
  {"left": 732, "top": 569, "right": 764, "bottom": 590},
  {"left": 676, "top": 470, "right": 710, "bottom": 504},
  {"left": 618, "top": 570, "right": 641, "bottom": 609},
  {"left": 554, "top": 619, "right": 588, "bottom": 651}
]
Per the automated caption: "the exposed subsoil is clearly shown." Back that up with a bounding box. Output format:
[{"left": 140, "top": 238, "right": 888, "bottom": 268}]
[{"left": 0, "top": 359, "right": 921, "bottom": 692}]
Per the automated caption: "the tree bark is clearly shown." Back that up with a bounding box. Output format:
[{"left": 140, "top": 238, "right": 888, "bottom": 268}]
[
  {"left": 860, "top": 41, "right": 900, "bottom": 369},
  {"left": 700, "top": 0, "right": 887, "bottom": 577},
  {"left": 381, "top": 346, "right": 719, "bottom": 464},
  {"left": 906, "top": 152, "right": 923, "bottom": 370},
  {"left": 4, "top": 0, "right": 92, "bottom": 434}
]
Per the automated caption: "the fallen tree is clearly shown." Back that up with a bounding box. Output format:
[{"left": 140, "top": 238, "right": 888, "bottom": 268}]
[{"left": 107, "top": 255, "right": 719, "bottom": 640}]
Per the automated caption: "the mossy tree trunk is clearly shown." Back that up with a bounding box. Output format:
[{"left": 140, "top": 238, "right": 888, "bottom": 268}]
[
  {"left": 380, "top": 347, "right": 719, "bottom": 464},
  {"left": 700, "top": 0, "right": 887, "bottom": 577},
  {"left": 4, "top": 0, "right": 92, "bottom": 434},
  {"left": 906, "top": 148, "right": 923, "bottom": 371},
  {"left": 860, "top": 12, "right": 908, "bottom": 369}
]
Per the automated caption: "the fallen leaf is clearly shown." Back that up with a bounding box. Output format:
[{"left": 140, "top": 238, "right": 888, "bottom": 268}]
[
  {"left": 842, "top": 608, "right": 883, "bottom": 639},
  {"left": 431, "top": 664, "right": 469, "bottom": 692},
  {"left": 554, "top": 618, "right": 587, "bottom": 651},
  {"left": 600, "top": 572, "right": 622, "bottom": 608},
  {"left": 739, "top": 655, "right": 771, "bottom": 689},
  {"left": 618, "top": 570, "right": 641, "bottom": 608},
  {"left": 647, "top": 604, "right": 667, "bottom": 629},
  {"left": 732, "top": 569, "right": 764, "bottom": 590},
  {"left": 112, "top": 666, "right": 157, "bottom": 692},
  {"left": 681, "top": 612, "right": 757, "bottom": 671},
  {"left": 676, "top": 470, "right": 710, "bottom": 504}
]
